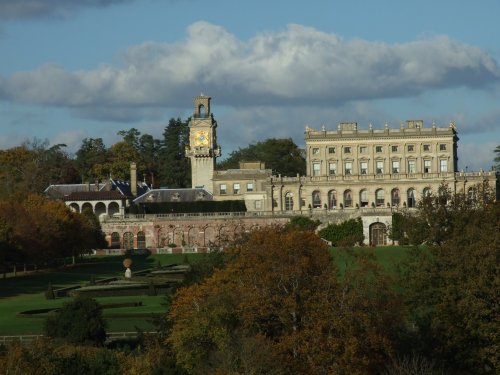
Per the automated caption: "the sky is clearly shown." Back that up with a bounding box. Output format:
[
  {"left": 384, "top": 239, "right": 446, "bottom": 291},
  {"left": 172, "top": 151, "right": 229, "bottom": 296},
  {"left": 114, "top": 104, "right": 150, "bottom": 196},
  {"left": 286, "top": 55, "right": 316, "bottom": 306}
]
[{"left": 0, "top": 0, "right": 499, "bottom": 171}]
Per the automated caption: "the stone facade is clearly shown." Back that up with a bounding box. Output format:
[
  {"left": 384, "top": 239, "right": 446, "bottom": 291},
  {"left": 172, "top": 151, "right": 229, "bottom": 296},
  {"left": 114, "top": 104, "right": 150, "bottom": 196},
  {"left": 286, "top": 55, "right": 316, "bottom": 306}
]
[{"left": 98, "top": 94, "right": 498, "bottom": 248}]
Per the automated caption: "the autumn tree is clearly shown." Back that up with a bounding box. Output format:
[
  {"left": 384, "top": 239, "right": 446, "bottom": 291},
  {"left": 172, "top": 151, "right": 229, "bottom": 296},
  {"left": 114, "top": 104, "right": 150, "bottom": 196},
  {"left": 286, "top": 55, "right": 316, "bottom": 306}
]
[
  {"left": 217, "top": 138, "right": 306, "bottom": 176},
  {"left": 168, "top": 227, "right": 403, "bottom": 374},
  {"left": 0, "top": 139, "right": 78, "bottom": 198},
  {"left": 400, "top": 185, "right": 499, "bottom": 374}
]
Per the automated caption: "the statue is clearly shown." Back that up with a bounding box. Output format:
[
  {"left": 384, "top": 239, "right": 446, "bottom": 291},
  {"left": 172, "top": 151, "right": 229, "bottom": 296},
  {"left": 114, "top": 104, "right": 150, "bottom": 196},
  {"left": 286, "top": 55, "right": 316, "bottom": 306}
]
[{"left": 123, "top": 258, "right": 133, "bottom": 279}]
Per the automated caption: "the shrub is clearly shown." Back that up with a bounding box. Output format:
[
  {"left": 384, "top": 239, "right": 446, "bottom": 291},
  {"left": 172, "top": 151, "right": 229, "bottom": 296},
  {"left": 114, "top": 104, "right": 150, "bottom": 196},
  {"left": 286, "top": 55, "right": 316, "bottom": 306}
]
[
  {"left": 318, "top": 218, "right": 364, "bottom": 247},
  {"left": 44, "top": 296, "right": 107, "bottom": 345},
  {"left": 45, "top": 282, "right": 55, "bottom": 300}
]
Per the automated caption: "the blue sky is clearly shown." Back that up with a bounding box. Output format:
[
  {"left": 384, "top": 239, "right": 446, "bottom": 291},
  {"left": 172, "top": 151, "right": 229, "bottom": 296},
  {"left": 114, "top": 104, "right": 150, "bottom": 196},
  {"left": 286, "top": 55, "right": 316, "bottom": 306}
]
[{"left": 1, "top": 0, "right": 499, "bottom": 171}]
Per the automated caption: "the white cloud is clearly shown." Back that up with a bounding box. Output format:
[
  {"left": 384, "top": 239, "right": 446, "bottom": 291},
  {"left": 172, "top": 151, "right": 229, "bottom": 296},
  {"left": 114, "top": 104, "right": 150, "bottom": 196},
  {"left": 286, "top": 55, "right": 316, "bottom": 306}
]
[{"left": 1, "top": 21, "right": 498, "bottom": 116}]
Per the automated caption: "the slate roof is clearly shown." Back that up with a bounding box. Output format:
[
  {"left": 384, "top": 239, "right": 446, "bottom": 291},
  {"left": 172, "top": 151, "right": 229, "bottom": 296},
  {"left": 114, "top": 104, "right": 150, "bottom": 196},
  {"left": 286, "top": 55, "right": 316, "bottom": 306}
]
[
  {"left": 63, "top": 190, "right": 127, "bottom": 201},
  {"left": 44, "top": 183, "right": 107, "bottom": 199},
  {"left": 134, "top": 188, "right": 213, "bottom": 204},
  {"left": 111, "top": 179, "right": 150, "bottom": 197}
]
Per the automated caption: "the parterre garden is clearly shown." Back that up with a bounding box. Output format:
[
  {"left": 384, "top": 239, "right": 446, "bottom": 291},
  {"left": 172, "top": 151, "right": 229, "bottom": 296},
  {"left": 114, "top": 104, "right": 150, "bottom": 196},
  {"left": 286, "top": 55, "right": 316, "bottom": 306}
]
[{"left": 0, "top": 247, "right": 410, "bottom": 336}]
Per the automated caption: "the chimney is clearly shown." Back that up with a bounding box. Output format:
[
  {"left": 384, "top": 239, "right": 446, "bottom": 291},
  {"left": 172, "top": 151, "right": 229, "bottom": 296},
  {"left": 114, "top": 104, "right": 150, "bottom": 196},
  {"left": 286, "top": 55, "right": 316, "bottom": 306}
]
[{"left": 131, "top": 162, "right": 137, "bottom": 196}]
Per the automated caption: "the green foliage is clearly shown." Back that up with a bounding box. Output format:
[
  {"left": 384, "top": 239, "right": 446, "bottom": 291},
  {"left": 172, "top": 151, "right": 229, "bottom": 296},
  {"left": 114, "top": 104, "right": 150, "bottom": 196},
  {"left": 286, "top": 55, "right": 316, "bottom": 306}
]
[
  {"left": 284, "top": 216, "right": 321, "bottom": 231},
  {"left": 159, "top": 118, "right": 191, "bottom": 188},
  {"left": 389, "top": 213, "right": 408, "bottom": 245},
  {"left": 400, "top": 187, "right": 499, "bottom": 373},
  {"left": 318, "top": 217, "right": 364, "bottom": 246},
  {"left": 45, "top": 282, "right": 55, "bottom": 300},
  {"left": 138, "top": 200, "right": 247, "bottom": 214},
  {"left": 217, "top": 138, "right": 306, "bottom": 176},
  {"left": 44, "top": 296, "right": 107, "bottom": 345},
  {"left": 494, "top": 144, "right": 500, "bottom": 171}
]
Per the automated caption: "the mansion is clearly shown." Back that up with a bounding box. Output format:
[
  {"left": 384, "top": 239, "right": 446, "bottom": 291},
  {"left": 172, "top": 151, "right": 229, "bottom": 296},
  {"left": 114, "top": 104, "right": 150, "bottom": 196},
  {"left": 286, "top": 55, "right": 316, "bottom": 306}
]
[
  {"left": 189, "top": 95, "right": 496, "bottom": 213},
  {"left": 49, "top": 95, "right": 498, "bottom": 249}
]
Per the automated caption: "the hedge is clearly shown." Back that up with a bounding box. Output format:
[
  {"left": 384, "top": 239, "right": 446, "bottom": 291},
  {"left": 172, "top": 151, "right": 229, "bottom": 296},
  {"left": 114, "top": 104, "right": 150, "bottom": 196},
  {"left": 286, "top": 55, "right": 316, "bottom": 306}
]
[{"left": 128, "top": 200, "right": 247, "bottom": 214}]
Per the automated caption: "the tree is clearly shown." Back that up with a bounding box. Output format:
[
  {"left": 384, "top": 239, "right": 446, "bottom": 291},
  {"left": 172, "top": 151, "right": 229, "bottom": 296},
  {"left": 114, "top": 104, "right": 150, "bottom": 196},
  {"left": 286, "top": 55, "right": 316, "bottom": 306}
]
[
  {"left": 75, "top": 138, "right": 108, "bottom": 181},
  {"left": 217, "top": 138, "right": 306, "bottom": 176},
  {"left": 168, "top": 227, "right": 403, "bottom": 374},
  {"left": 494, "top": 144, "right": 500, "bottom": 171},
  {"left": 400, "top": 186, "right": 499, "bottom": 374},
  {"left": 0, "top": 139, "right": 78, "bottom": 198},
  {"left": 44, "top": 296, "right": 107, "bottom": 345},
  {"left": 159, "top": 118, "right": 190, "bottom": 188}
]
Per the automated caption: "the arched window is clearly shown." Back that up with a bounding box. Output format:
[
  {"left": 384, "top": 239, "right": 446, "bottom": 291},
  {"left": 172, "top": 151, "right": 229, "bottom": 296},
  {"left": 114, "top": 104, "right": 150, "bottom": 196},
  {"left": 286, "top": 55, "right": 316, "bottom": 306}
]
[
  {"left": 423, "top": 187, "right": 431, "bottom": 197},
  {"left": 312, "top": 190, "right": 321, "bottom": 208},
  {"left": 328, "top": 190, "right": 337, "bottom": 209},
  {"left": 284, "top": 192, "right": 294, "bottom": 211},
  {"left": 94, "top": 202, "right": 106, "bottom": 217},
  {"left": 375, "top": 189, "right": 385, "bottom": 207},
  {"left": 123, "top": 232, "right": 134, "bottom": 250},
  {"left": 344, "top": 190, "right": 353, "bottom": 208},
  {"left": 137, "top": 231, "right": 146, "bottom": 248},
  {"left": 468, "top": 187, "right": 477, "bottom": 203},
  {"left": 360, "top": 189, "right": 368, "bottom": 207},
  {"left": 108, "top": 202, "right": 120, "bottom": 216},
  {"left": 407, "top": 188, "right": 416, "bottom": 208},
  {"left": 110, "top": 232, "right": 120, "bottom": 249},
  {"left": 391, "top": 188, "right": 400, "bottom": 207}
]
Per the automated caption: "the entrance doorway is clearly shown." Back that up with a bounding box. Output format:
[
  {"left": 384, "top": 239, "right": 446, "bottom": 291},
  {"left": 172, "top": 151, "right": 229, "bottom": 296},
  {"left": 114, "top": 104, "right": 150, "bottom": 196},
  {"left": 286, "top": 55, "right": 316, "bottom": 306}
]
[{"left": 370, "top": 222, "right": 387, "bottom": 246}]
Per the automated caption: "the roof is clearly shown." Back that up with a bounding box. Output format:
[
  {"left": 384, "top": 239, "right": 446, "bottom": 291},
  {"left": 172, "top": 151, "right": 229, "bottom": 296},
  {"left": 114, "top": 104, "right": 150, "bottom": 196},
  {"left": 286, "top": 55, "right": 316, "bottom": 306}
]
[
  {"left": 63, "top": 190, "right": 127, "bottom": 201},
  {"left": 134, "top": 188, "right": 213, "bottom": 204},
  {"left": 44, "top": 183, "right": 107, "bottom": 199},
  {"left": 111, "top": 179, "right": 150, "bottom": 197}
]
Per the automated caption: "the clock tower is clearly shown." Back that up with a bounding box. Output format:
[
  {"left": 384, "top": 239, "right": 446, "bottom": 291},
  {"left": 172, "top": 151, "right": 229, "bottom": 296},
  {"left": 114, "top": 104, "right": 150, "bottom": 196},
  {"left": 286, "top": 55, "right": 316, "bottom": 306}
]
[{"left": 186, "top": 94, "right": 221, "bottom": 193}]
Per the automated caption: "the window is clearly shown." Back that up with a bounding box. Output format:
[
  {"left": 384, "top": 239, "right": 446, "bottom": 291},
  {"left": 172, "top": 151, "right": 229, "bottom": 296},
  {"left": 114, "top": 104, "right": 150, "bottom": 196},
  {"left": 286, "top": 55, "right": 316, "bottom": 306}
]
[
  {"left": 123, "top": 232, "right": 134, "bottom": 250},
  {"left": 423, "top": 144, "right": 430, "bottom": 152},
  {"left": 110, "top": 232, "right": 120, "bottom": 249},
  {"left": 391, "top": 145, "right": 399, "bottom": 152},
  {"left": 376, "top": 161, "right": 384, "bottom": 174},
  {"left": 408, "top": 159, "right": 416, "bottom": 173},
  {"left": 328, "top": 162, "right": 336, "bottom": 175},
  {"left": 344, "top": 190, "right": 353, "bottom": 208},
  {"left": 391, "top": 189, "right": 400, "bottom": 206},
  {"left": 233, "top": 183, "right": 240, "bottom": 194},
  {"left": 407, "top": 188, "right": 416, "bottom": 208},
  {"left": 440, "top": 159, "right": 448, "bottom": 172},
  {"left": 312, "top": 190, "right": 321, "bottom": 208},
  {"left": 328, "top": 147, "right": 336, "bottom": 154},
  {"left": 312, "top": 147, "right": 320, "bottom": 155},
  {"left": 344, "top": 146, "right": 352, "bottom": 154},
  {"left": 423, "top": 187, "right": 431, "bottom": 197},
  {"left": 360, "top": 161, "right": 368, "bottom": 175},
  {"left": 376, "top": 189, "right": 385, "bottom": 207},
  {"left": 328, "top": 190, "right": 337, "bottom": 209},
  {"left": 220, "top": 184, "right": 227, "bottom": 194},
  {"left": 392, "top": 160, "right": 400, "bottom": 173},
  {"left": 375, "top": 145, "right": 383, "bottom": 153},
  {"left": 424, "top": 160, "right": 431, "bottom": 173},
  {"left": 360, "top": 146, "right": 367, "bottom": 154},
  {"left": 137, "top": 231, "right": 146, "bottom": 248},
  {"left": 344, "top": 161, "right": 352, "bottom": 175},
  {"left": 439, "top": 144, "right": 447, "bottom": 151},
  {"left": 360, "top": 189, "right": 368, "bottom": 207},
  {"left": 312, "top": 162, "right": 321, "bottom": 176},
  {"left": 246, "top": 182, "right": 254, "bottom": 192},
  {"left": 284, "top": 192, "right": 294, "bottom": 211},
  {"left": 407, "top": 145, "right": 415, "bottom": 152}
]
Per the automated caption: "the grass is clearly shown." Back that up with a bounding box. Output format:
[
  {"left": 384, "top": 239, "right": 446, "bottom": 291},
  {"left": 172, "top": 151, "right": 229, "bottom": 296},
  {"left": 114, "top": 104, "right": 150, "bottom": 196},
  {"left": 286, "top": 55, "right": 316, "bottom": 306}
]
[{"left": 0, "top": 248, "right": 412, "bottom": 335}]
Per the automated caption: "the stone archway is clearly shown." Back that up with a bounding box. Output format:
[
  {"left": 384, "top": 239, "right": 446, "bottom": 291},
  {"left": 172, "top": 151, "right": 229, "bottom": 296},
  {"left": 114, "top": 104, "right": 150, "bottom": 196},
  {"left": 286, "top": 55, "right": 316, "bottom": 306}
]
[{"left": 370, "top": 222, "right": 387, "bottom": 246}]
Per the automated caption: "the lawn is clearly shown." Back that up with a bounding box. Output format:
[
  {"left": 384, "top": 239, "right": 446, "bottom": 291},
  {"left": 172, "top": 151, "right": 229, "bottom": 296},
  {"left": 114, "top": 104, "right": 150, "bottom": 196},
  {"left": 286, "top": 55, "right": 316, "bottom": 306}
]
[
  {"left": 0, "top": 248, "right": 412, "bottom": 335},
  {"left": 0, "top": 253, "right": 201, "bottom": 335}
]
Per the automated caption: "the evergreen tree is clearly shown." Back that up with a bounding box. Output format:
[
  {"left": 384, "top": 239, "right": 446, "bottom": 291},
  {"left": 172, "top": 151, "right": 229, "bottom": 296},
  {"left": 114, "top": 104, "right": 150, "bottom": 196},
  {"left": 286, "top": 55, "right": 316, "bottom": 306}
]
[{"left": 159, "top": 118, "right": 191, "bottom": 188}]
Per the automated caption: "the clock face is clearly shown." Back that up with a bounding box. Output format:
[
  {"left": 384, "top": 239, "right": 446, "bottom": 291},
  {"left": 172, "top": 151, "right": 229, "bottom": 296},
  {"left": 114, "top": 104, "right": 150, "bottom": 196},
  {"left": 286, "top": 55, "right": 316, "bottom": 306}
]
[{"left": 194, "top": 130, "right": 209, "bottom": 146}]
